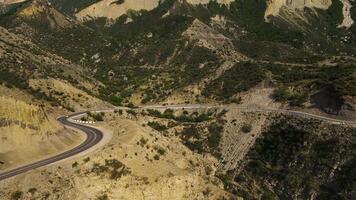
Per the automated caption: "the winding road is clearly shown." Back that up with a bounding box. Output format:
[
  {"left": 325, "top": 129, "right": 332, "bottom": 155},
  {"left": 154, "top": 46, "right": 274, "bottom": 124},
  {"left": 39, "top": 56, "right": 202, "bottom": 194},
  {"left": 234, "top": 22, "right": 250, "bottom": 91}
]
[
  {"left": 0, "top": 112, "right": 103, "bottom": 181},
  {"left": 0, "top": 104, "right": 355, "bottom": 181}
]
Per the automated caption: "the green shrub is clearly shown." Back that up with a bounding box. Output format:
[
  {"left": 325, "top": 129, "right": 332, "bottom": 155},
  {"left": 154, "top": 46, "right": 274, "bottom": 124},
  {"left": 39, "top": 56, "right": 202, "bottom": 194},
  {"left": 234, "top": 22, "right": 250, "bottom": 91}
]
[
  {"left": 203, "top": 62, "right": 264, "bottom": 99},
  {"left": 146, "top": 109, "right": 211, "bottom": 122},
  {"left": 72, "top": 162, "right": 79, "bottom": 168},
  {"left": 155, "top": 146, "right": 166, "bottom": 155},
  {"left": 127, "top": 109, "right": 137, "bottom": 116},
  {"left": 96, "top": 194, "right": 109, "bottom": 200},
  {"left": 207, "top": 123, "right": 223, "bottom": 149},
  {"left": 28, "top": 188, "right": 37, "bottom": 195},
  {"left": 241, "top": 124, "right": 252, "bottom": 133},
  {"left": 139, "top": 137, "right": 148, "bottom": 146},
  {"left": 11, "top": 191, "right": 23, "bottom": 200},
  {"left": 87, "top": 112, "right": 105, "bottom": 121},
  {"left": 153, "top": 154, "right": 160, "bottom": 160},
  {"left": 147, "top": 121, "right": 167, "bottom": 131},
  {"left": 83, "top": 157, "right": 90, "bottom": 163}
]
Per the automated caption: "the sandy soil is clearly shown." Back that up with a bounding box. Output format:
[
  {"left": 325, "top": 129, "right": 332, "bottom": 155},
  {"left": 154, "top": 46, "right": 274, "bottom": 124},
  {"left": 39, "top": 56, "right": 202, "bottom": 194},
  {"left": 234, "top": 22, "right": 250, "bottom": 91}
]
[{"left": 0, "top": 111, "right": 231, "bottom": 200}]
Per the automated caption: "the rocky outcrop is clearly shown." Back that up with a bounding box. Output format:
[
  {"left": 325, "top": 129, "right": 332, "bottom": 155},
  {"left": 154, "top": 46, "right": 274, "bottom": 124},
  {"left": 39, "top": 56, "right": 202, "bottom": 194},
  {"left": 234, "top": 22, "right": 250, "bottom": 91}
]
[
  {"left": 265, "top": 0, "right": 332, "bottom": 21},
  {"left": 75, "top": 0, "right": 161, "bottom": 20},
  {"left": 0, "top": 0, "right": 27, "bottom": 5},
  {"left": 265, "top": 0, "right": 354, "bottom": 28},
  {"left": 338, "top": 0, "right": 354, "bottom": 28}
]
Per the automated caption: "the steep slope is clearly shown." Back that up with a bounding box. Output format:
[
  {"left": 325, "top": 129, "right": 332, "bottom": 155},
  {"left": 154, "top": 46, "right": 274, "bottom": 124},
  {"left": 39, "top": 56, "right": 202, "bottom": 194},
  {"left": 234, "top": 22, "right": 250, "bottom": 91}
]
[
  {"left": 2, "top": 0, "right": 355, "bottom": 112},
  {"left": 76, "top": 0, "right": 162, "bottom": 21},
  {"left": 0, "top": 12, "right": 109, "bottom": 173},
  {"left": 265, "top": 0, "right": 332, "bottom": 21},
  {"left": 0, "top": 108, "right": 235, "bottom": 200},
  {"left": 0, "top": 95, "right": 84, "bottom": 172},
  {"left": 51, "top": 0, "right": 234, "bottom": 21},
  {"left": 265, "top": 0, "right": 354, "bottom": 29},
  {"left": 0, "top": 22, "right": 106, "bottom": 111},
  {"left": 223, "top": 115, "right": 355, "bottom": 200}
]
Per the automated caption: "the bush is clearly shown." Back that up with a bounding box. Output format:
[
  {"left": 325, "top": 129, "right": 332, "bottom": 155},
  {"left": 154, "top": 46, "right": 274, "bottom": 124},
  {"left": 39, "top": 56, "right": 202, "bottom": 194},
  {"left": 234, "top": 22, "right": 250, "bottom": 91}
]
[
  {"left": 241, "top": 124, "right": 252, "bottom": 133},
  {"left": 127, "top": 109, "right": 137, "bottom": 116},
  {"left": 139, "top": 137, "right": 148, "bottom": 146},
  {"left": 28, "top": 188, "right": 37, "bottom": 195},
  {"left": 203, "top": 62, "right": 264, "bottom": 99},
  {"left": 97, "top": 194, "right": 109, "bottom": 200},
  {"left": 87, "top": 111, "right": 104, "bottom": 121},
  {"left": 105, "top": 159, "right": 124, "bottom": 169},
  {"left": 272, "top": 87, "right": 308, "bottom": 107},
  {"left": 153, "top": 154, "right": 160, "bottom": 160},
  {"left": 127, "top": 102, "right": 137, "bottom": 108},
  {"left": 155, "top": 146, "right": 166, "bottom": 155},
  {"left": 83, "top": 157, "right": 90, "bottom": 163},
  {"left": 147, "top": 121, "right": 167, "bottom": 131},
  {"left": 207, "top": 123, "right": 223, "bottom": 149},
  {"left": 72, "top": 161, "right": 79, "bottom": 168},
  {"left": 110, "top": 169, "right": 122, "bottom": 180},
  {"left": 11, "top": 191, "right": 23, "bottom": 200},
  {"left": 146, "top": 109, "right": 211, "bottom": 122}
]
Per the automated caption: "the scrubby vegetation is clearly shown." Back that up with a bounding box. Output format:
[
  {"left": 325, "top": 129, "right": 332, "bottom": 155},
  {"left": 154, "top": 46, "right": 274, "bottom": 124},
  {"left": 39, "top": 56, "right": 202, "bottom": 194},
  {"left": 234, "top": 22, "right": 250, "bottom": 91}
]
[
  {"left": 228, "top": 116, "right": 355, "bottom": 200},
  {"left": 145, "top": 109, "right": 211, "bottom": 123},
  {"left": 91, "top": 159, "right": 131, "bottom": 180},
  {"left": 203, "top": 62, "right": 264, "bottom": 100},
  {"left": 240, "top": 123, "right": 252, "bottom": 133},
  {"left": 203, "top": 60, "right": 355, "bottom": 107},
  {"left": 96, "top": 194, "right": 109, "bottom": 200},
  {"left": 177, "top": 121, "right": 223, "bottom": 158},
  {"left": 11, "top": 191, "right": 23, "bottom": 200},
  {"left": 87, "top": 111, "right": 105, "bottom": 121},
  {"left": 270, "top": 64, "right": 356, "bottom": 106},
  {"left": 2, "top": 0, "right": 354, "bottom": 108},
  {"left": 147, "top": 121, "right": 167, "bottom": 131}
]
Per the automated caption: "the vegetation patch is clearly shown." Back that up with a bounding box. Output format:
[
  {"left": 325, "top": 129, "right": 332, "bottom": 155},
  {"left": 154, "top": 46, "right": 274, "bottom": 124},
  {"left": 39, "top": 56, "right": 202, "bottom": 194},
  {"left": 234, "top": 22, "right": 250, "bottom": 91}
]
[
  {"left": 203, "top": 62, "right": 265, "bottom": 100},
  {"left": 178, "top": 122, "right": 223, "bottom": 158},
  {"left": 147, "top": 121, "right": 167, "bottom": 131},
  {"left": 229, "top": 116, "right": 355, "bottom": 199},
  {"left": 91, "top": 159, "right": 131, "bottom": 180},
  {"left": 145, "top": 109, "right": 212, "bottom": 123}
]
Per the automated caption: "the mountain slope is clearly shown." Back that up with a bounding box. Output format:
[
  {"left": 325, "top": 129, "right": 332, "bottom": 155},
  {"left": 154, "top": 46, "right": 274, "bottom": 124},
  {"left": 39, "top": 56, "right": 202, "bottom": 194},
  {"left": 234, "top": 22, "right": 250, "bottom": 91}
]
[
  {"left": 0, "top": 1, "right": 356, "bottom": 199},
  {"left": 0, "top": 23, "right": 106, "bottom": 111},
  {"left": 2, "top": 0, "right": 354, "bottom": 113}
]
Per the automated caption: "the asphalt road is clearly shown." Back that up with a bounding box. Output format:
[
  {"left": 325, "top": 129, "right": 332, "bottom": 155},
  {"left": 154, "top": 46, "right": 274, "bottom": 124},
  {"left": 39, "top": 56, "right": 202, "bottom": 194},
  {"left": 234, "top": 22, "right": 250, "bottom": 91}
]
[
  {"left": 0, "top": 112, "right": 103, "bottom": 181},
  {"left": 138, "top": 104, "right": 356, "bottom": 126},
  {"left": 1, "top": 104, "right": 355, "bottom": 181}
]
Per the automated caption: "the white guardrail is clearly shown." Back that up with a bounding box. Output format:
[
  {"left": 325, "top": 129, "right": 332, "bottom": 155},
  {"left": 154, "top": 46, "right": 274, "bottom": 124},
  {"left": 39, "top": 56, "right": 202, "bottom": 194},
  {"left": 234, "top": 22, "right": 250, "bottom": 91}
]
[{"left": 73, "top": 119, "right": 96, "bottom": 124}]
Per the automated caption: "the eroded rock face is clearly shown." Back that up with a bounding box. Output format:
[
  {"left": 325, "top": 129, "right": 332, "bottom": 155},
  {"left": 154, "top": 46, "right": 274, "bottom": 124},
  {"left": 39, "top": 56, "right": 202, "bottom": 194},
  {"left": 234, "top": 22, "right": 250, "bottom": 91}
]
[
  {"left": 338, "top": 0, "right": 354, "bottom": 28},
  {"left": 75, "top": 0, "right": 161, "bottom": 20},
  {"left": 265, "top": 0, "right": 354, "bottom": 28},
  {"left": 0, "top": 0, "right": 27, "bottom": 4},
  {"left": 75, "top": 0, "right": 235, "bottom": 21},
  {"left": 265, "top": 0, "right": 332, "bottom": 21}
]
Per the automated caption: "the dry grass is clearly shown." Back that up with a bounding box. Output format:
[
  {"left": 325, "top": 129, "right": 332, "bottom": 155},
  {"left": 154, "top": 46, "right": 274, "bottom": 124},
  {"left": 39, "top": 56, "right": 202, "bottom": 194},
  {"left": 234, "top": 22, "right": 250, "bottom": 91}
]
[
  {"left": 29, "top": 78, "right": 108, "bottom": 111},
  {"left": 0, "top": 96, "right": 59, "bottom": 135}
]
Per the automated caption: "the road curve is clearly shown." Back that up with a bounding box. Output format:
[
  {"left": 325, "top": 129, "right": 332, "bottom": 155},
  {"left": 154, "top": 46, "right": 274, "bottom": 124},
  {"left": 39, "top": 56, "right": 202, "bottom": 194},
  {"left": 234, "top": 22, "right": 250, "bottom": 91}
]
[
  {"left": 1, "top": 104, "right": 355, "bottom": 181},
  {"left": 0, "top": 112, "right": 103, "bottom": 181}
]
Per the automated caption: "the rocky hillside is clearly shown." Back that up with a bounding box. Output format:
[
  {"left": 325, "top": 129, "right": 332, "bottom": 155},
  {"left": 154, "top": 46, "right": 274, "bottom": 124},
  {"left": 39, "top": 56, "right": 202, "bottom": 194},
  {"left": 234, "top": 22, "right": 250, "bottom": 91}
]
[
  {"left": 0, "top": 0, "right": 355, "bottom": 112},
  {"left": 0, "top": 1, "right": 110, "bottom": 173},
  {"left": 0, "top": 1, "right": 355, "bottom": 199},
  {"left": 224, "top": 115, "right": 355, "bottom": 200}
]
